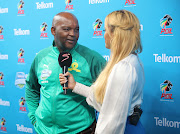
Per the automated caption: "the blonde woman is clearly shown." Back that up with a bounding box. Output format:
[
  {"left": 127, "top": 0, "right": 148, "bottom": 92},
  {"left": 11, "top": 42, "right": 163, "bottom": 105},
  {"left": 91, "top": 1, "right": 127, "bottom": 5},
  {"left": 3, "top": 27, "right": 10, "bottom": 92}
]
[{"left": 60, "top": 10, "right": 145, "bottom": 134}]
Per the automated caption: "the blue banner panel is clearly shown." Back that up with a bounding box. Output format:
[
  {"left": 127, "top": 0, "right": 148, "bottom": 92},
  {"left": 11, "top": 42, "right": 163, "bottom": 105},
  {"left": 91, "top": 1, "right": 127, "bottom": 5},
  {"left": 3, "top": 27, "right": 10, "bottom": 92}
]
[{"left": 0, "top": 0, "right": 180, "bottom": 133}]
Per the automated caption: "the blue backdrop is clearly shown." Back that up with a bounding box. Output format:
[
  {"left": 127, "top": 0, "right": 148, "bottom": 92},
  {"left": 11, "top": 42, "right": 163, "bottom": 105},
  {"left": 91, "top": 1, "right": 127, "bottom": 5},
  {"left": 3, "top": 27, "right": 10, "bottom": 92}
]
[{"left": 0, "top": 0, "right": 180, "bottom": 133}]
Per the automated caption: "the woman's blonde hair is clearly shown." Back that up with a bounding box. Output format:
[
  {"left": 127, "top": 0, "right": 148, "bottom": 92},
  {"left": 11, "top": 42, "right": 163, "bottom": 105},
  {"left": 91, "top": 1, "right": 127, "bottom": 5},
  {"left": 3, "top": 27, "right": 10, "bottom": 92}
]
[{"left": 94, "top": 10, "right": 142, "bottom": 104}]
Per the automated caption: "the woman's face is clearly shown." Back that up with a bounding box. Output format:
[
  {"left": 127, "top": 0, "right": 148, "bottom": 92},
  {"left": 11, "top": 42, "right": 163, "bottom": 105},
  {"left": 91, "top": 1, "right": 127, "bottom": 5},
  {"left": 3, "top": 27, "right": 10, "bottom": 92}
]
[{"left": 104, "top": 26, "right": 111, "bottom": 49}]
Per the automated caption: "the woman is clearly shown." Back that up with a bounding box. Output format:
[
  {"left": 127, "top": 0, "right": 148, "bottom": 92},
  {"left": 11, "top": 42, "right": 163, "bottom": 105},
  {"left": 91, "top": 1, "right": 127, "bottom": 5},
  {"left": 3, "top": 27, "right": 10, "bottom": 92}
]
[{"left": 60, "top": 10, "right": 145, "bottom": 134}]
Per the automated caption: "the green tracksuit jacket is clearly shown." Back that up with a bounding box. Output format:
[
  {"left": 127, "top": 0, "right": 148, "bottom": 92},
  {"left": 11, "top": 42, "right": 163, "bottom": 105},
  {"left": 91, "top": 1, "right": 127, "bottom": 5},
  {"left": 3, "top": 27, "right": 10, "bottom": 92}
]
[{"left": 25, "top": 42, "right": 106, "bottom": 134}]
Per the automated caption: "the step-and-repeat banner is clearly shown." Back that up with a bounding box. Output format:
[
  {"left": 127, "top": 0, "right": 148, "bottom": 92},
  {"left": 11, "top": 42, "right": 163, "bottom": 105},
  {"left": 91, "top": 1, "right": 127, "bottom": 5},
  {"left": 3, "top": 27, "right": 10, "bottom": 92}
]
[{"left": 0, "top": 0, "right": 180, "bottom": 134}]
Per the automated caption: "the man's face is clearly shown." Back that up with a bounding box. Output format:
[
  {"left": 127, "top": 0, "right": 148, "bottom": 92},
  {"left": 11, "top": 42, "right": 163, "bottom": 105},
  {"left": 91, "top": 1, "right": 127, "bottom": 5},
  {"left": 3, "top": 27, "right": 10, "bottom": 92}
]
[{"left": 52, "top": 15, "right": 79, "bottom": 52}]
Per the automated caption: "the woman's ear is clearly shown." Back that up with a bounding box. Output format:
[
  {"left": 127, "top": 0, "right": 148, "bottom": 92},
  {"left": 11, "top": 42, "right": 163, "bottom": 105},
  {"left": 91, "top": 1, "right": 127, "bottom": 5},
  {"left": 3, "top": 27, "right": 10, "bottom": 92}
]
[{"left": 110, "top": 25, "right": 115, "bottom": 33}]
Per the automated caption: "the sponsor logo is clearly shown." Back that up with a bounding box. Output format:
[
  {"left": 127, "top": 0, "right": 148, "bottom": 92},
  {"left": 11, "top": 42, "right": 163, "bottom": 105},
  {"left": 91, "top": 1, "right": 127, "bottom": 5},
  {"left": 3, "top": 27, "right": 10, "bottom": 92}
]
[
  {"left": 0, "top": 118, "right": 6, "bottom": 132},
  {"left": 17, "top": 0, "right": 25, "bottom": 15},
  {"left": 89, "top": 0, "right": 109, "bottom": 4},
  {"left": 160, "top": 15, "right": 173, "bottom": 36},
  {"left": 40, "top": 22, "right": 48, "bottom": 39},
  {"left": 15, "top": 72, "right": 28, "bottom": 89},
  {"left": 0, "top": 72, "right": 4, "bottom": 86},
  {"left": 0, "top": 26, "right": 4, "bottom": 40},
  {"left": 41, "top": 64, "right": 52, "bottom": 81},
  {"left": 14, "top": 28, "right": 30, "bottom": 36},
  {"left": 124, "top": 0, "right": 136, "bottom": 7},
  {"left": 0, "top": 53, "right": 8, "bottom": 60},
  {"left": 16, "top": 124, "right": 33, "bottom": 133},
  {"left": 0, "top": 8, "right": 8, "bottom": 14},
  {"left": 0, "top": 99, "right": 10, "bottom": 106},
  {"left": 36, "top": 2, "right": 53, "bottom": 9},
  {"left": 17, "top": 48, "right": 25, "bottom": 63},
  {"left": 68, "top": 62, "right": 81, "bottom": 72},
  {"left": 153, "top": 54, "right": 180, "bottom": 63},
  {"left": 103, "top": 55, "right": 110, "bottom": 61},
  {"left": 93, "top": 19, "right": 103, "bottom": 38},
  {"left": 65, "top": 0, "right": 74, "bottom": 10},
  {"left": 41, "top": 69, "right": 52, "bottom": 80},
  {"left": 160, "top": 80, "right": 173, "bottom": 101},
  {"left": 154, "top": 117, "right": 180, "bottom": 128},
  {"left": 19, "top": 97, "right": 26, "bottom": 112}
]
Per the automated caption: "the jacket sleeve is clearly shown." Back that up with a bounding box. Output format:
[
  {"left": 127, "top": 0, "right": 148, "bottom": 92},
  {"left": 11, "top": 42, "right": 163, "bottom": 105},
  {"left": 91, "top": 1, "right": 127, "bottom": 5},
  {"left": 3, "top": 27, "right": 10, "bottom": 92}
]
[
  {"left": 25, "top": 58, "right": 41, "bottom": 125},
  {"left": 91, "top": 53, "right": 106, "bottom": 82},
  {"left": 95, "top": 61, "right": 138, "bottom": 134}
]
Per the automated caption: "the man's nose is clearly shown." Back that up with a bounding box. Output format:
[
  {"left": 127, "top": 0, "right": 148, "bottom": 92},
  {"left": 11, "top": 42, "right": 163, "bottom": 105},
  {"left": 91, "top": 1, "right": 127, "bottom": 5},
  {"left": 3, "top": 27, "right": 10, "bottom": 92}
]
[{"left": 69, "top": 29, "right": 75, "bottom": 36}]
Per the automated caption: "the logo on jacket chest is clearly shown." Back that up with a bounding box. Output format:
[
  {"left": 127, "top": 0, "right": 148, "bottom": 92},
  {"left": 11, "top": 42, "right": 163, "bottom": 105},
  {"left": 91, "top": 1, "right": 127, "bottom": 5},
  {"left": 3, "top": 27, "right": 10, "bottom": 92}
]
[
  {"left": 68, "top": 62, "right": 81, "bottom": 72},
  {"left": 40, "top": 64, "right": 52, "bottom": 83}
]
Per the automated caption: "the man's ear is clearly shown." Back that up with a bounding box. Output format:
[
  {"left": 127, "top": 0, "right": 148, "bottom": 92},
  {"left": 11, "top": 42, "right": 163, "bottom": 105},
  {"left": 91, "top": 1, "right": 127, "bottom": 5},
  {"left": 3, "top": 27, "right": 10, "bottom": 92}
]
[{"left": 51, "top": 27, "right": 55, "bottom": 36}]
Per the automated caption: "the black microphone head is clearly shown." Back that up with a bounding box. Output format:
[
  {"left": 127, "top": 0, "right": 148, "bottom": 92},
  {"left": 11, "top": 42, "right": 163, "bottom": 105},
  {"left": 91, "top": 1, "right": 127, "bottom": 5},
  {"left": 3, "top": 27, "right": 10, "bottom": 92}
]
[{"left": 58, "top": 52, "right": 72, "bottom": 68}]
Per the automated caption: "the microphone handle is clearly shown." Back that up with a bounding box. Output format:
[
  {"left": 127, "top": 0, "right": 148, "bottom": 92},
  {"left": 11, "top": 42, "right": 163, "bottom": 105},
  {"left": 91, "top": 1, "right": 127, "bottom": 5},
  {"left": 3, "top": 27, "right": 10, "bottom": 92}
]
[{"left": 62, "top": 66, "right": 68, "bottom": 94}]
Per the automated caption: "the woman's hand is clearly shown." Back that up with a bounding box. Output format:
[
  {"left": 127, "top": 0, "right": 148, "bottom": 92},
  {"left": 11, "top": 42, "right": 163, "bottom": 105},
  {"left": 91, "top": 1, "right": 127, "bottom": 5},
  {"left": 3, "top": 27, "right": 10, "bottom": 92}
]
[{"left": 59, "top": 72, "right": 76, "bottom": 90}]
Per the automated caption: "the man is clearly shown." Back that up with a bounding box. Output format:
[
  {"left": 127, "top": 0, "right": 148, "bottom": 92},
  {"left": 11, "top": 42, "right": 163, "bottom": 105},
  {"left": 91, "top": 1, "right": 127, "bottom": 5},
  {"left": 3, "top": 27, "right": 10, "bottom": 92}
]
[{"left": 25, "top": 12, "right": 106, "bottom": 134}]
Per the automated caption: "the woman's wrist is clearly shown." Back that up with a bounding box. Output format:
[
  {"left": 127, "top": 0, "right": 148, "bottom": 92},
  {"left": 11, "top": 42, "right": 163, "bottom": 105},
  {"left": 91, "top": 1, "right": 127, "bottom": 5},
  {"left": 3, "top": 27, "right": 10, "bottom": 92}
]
[{"left": 72, "top": 82, "right": 76, "bottom": 90}]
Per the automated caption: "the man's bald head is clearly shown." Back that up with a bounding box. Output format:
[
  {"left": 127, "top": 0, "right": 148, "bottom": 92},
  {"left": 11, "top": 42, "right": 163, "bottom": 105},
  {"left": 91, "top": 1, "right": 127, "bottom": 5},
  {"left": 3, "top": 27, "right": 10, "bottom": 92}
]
[{"left": 52, "top": 12, "right": 78, "bottom": 27}]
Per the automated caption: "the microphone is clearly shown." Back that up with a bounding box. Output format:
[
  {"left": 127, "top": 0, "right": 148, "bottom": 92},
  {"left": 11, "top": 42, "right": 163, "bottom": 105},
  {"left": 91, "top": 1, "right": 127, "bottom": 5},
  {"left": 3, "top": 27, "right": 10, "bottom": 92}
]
[{"left": 58, "top": 52, "right": 72, "bottom": 94}]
